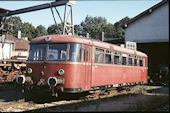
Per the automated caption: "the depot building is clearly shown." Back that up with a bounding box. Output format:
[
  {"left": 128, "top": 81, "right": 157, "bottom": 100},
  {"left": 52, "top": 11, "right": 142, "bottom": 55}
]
[{"left": 124, "top": 0, "right": 169, "bottom": 76}]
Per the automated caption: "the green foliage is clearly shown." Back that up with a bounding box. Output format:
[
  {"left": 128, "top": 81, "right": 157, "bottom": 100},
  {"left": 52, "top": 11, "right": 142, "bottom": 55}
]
[
  {"left": 80, "top": 15, "right": 107, "bottom": 39},
  {"left": 4, "top": 15, "right": 130, "bottom": 41},
  {"left": 47, "top": 24, "right": 63, "bottom": 35},
  {"left": 5, "top": 16, "right": 23, "bottom": 37},
  {"left": 21, "top": 22, "right": 36, "bottom": 41},
  {"left": 4, "top": 16, "right": 49, "bottom": 40},
  {"left": 114, "top": 27, "right": 125, "bottom": 38},
  {"left": 35, "top": 25, "right": 48, "bottom": 37},
  {"left": 114, "top": 16, "right": 130, "bottom": 29},
  {"left": 103, "top": 23, "right": 116, "bottom": 38},
  {"left": 74, "top": 24, "right": 82, "bottom": 35},
  {"left": 75, "top": 15, "right": 130, "bottom": 39}
]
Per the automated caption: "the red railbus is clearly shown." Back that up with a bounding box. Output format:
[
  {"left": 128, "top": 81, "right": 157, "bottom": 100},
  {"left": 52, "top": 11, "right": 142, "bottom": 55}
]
[{"left": 16, "top": 35, "right": 148, "bottom": 95}]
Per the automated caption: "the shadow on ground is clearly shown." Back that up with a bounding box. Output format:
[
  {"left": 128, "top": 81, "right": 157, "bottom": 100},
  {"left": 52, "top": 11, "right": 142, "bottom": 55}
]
[
  {"left": 29, "top": 87, "right": 169, "bottom": 112},
  {"left": 0, "top": 82, "right": 24, "bottom": 102}
]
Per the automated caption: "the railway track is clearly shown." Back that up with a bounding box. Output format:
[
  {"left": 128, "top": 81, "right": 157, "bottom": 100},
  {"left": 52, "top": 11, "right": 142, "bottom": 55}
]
[{"left": 0, "top": 85, "right": 168, "bottom": 112}]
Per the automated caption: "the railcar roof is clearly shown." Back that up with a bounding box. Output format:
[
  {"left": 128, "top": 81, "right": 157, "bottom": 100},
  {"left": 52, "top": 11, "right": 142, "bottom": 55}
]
[{"left": 30, "top": 35, "right": 147, "bottom": 57}]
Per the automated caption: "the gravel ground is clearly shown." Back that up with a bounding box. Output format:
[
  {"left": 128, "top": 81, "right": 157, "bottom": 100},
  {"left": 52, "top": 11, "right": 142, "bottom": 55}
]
[
  {"left": 0, "top": 85, "right": 169, "bottom": 112},
  {"left": 156, "top": 103, "right": 169, "bottom": 112},
  {"left": 33, "top": 86, "right": 169, "bottom": 112}
]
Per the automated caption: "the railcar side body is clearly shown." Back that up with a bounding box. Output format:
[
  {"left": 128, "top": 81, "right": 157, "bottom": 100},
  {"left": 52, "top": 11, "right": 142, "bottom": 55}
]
[{"left": 16, "top": 35, "right": 148, "bottom": 94}]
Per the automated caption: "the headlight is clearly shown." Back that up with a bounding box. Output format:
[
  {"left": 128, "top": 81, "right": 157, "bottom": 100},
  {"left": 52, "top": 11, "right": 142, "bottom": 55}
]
[
  {"left": 58, "top": 69, "right": 65, "bottom": 75},
  {"left": 45, "top": 36, "right": 51, "bottom": 42},
  {"left": 27, "top": 68, "right": 32, "bottom": 74}
]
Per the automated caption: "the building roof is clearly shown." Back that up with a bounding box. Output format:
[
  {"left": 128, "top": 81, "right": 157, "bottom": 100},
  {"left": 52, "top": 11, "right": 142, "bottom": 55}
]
[
  {"left": 6, "top": 35, "right": 29, "bottom": 50},
  {"left": 124, "top": 0, "right": 168, "bottom": 28},
  {"left": 0, "top": 35, "right": 14, "bottom": 43}
]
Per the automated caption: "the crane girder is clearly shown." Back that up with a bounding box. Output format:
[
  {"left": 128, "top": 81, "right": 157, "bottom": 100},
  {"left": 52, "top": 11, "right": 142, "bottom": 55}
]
[{"left": 0, "top": 0, "right": 69, "bottom": 17}]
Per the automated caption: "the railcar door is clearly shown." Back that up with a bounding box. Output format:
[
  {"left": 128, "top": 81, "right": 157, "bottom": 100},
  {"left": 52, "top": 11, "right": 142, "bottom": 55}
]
[{"left": 84, "top": 45, "right": 92, "bottom": 90}]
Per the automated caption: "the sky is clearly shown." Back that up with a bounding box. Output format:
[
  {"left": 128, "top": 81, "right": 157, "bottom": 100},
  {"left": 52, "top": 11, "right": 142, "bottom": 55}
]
[{"left": 0, "top": 0, "right": 162, "bottom": 29}]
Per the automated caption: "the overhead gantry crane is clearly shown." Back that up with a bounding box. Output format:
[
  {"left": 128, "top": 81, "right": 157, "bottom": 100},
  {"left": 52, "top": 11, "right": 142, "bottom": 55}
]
[
  {"left": 0, "top": 0, "right": 75, "bottom": 36},
  {"left": 0, "top": 0, "right": 75, "bottom": 70}
]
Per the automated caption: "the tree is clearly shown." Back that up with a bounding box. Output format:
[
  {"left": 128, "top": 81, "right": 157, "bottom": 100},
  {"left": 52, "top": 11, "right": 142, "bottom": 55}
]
[
  {"left": 80, "top": 15, "right": 107, "bottom": 39},
  {"left": 5, "top": 16, "right": 23, "bottom": 37},
  {"left": 103, "top": 23, "right": 116, "bottom": 38},
  {"left": 4, "top": 16, "right": 37, "bottom": 40},
  {"left": 114, "top": 27, "right": 125, "bottom": 38},
  {"left": 114, "top": 16, "right": 130, "bottom": 29},
  {"left": 21, "top": 22, "right": 36, "bottom": 40},
  {"left": 112, "top": 16, "right": 131, "bottom": 38},
  {"left": 35, "top": 25, "right": 48, "bottom": 37},
  {"left": 74, "top": 24, "right": 82, "bottom": 35},
  {"left": 47, "top": 24, "right": 63, "bottom": 35}
]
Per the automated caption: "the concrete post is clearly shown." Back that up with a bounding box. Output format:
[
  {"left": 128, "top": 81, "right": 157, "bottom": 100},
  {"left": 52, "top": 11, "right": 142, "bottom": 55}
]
[
  {"left": 86, "top": 33, "right": 89, "bottom": 38},
  {"left": 100, "top": 32, "right": 104, "bottom": 41}
]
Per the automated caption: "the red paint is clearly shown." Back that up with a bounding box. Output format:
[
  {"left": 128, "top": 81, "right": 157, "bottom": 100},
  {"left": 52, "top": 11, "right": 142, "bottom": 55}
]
[{"left": 26, "top": 35, "right": 148, "bottom": 92}]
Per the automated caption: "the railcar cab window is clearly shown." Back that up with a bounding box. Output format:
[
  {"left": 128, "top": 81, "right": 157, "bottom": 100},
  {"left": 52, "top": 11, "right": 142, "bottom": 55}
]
[
  {"left": 47, "top": 43, "right": 67, "bottom": 61},
  {"left": 105, "top": 49, "right": 112, "bottom": 64},
  {"left": 68, "top": 43, "right": 82, "bottom": 62},
  {"left": 28, "top": 44, "right": 46, "bottom": 61},
  {"left": 95, "top": 48, "right": 104, "bottom": 63}
]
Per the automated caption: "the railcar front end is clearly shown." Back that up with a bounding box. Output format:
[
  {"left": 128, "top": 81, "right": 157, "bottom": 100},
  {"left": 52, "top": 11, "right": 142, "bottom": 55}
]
[{"left": 16, "top": 36, "right": 90, "bottom": 98}]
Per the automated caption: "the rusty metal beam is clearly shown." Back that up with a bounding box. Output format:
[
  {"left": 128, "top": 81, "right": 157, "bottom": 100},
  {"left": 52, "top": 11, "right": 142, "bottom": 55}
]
[{"left": 0, "top": 0, "right": 69, "bottom": 17}]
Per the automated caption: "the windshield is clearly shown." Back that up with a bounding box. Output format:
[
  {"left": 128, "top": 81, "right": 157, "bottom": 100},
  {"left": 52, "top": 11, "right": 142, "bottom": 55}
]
[
  {"left": 47, "top": 43, "right": 67, "bottom": 61},
  {"left": 28, "top": 44, "right": 46, "bottom": 61},
  {"left": 28, "top": 43, "right": 82, "bottom": 62},
  {"left": 68, "top": 43, "right": 82, "bottom": 62}
]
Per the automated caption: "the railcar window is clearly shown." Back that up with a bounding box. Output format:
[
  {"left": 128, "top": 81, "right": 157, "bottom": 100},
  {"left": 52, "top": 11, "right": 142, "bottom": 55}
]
[
  {"left": 134, "top": 59, "right": 137, "bottom": 66},
  {"left": 122, "top": 57, "right": 127, "bottom": 65},
  {"left": 47, "top": 44, "right": 67, "bottom": 61},
  {"left": 95, "top": 48, "right": 104, "bottom": 63},
  {"left": 68, "top": 43, "right": 82, "bottom": 62},
  {"left": 28, "top": 44, "right": 46, "bottom": 61},
  {"left": 128, "top": 58, "right": 133, "bottom": 66},
  {"left": 114, "top": 56, "right": 119, "bottom": 64},
  {"left": 105, "top": 50, "right": 112, "bottom": 64},
  {"left": 134, "top": 59, "right": 138, "bottom": 66},
  {"left": 139, "top": 60, "right": 143, "bottom": 66},
  {"left": 105, "top": 54, "right": 112, "bottom": 64}
]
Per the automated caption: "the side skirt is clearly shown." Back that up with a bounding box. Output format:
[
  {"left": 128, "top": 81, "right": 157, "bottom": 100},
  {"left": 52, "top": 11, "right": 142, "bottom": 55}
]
[{"left": 63, "top": 82, "right": 146, "bottom": 93}]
